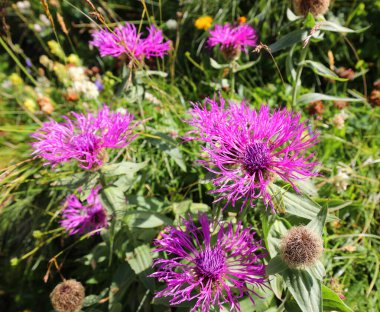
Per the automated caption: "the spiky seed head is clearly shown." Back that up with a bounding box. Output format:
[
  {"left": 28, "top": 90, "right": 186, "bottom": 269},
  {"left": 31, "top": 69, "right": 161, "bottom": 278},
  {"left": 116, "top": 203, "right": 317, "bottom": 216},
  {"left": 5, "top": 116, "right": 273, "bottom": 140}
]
[
  {"left": 293, "top": 0, "right": 330, "bottom": 16},
  {"left": 50, "top": 279, "right": 85, "bottom": 312},
  {"left": 280, "top": 226, "right": 323, "bottom": 268}
]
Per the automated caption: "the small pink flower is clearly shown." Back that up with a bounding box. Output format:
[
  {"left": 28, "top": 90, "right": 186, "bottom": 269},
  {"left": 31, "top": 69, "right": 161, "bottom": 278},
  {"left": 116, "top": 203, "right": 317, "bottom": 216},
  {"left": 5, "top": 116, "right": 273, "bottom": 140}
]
[
  {"left": 31, "top": 105, "right": 137, "bottom": 169},
  {"left": 208, "top": 23, "right": 258, "bottom": 53},
  {"left": 61, "top": 186, "right": 108, "bottom": 235},
  {"left": 90, "top": 23, "right": 171, "bottom": 60}
]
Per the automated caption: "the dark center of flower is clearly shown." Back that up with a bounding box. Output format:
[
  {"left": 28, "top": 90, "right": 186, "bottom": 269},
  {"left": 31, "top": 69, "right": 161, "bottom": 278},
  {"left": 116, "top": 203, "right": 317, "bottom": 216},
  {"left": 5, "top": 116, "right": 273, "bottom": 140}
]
[
  {"left": 88, "top": 208, "right": 106, "bottom": 225},
  {"left": 194, "top": 247, "right": 226, "bottom": 280},
  {"left": 242, "top": 142, "right": 271, "bottom": 175},
  {"left": 72, "top": 133, "right": 101, "bottom": 155}
]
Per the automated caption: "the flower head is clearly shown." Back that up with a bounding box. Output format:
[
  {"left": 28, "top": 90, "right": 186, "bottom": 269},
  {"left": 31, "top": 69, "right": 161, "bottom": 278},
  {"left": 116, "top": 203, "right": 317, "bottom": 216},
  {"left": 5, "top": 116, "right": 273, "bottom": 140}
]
[
  {"left": 90, "top": 23, "right": 171, "bottom": 61},
  {"left": 280, "top": 226, "right": 323, "bottom": 268},
  {"left": 185, "top": 96, "right": 318, "bottom": 211},
  {"left": 61, "top": 186, "right": 108, "bottom": 235},
  {"left": 50, "top": 279, "right": 85, "bottom": 312},
  {"left": 208, "top": 23, "right": 257, "bottom": 59},
  {"left": 293, "top": 0, "right": 330, "bottom": 16},
  {"left": 150, "top": 214, "right": 266, "bottom": 312},
  {"left": 195, "top": 16, "right": 213, "bottom": 30},
  {"left": 31, "top": 105, "right": 137, "bottom": 169}
]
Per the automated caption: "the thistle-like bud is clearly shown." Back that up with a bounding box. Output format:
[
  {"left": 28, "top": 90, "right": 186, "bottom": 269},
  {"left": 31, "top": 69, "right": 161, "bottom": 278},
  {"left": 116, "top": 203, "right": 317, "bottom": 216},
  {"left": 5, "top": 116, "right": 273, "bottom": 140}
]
[
  {"left": 293, "top": 0, "right": 330, "bottom": 16},
  {"left": 50, "top": 279, "right": 85, "bottom": 312},
  {"left": 280, "top": 226, "right": 323, "bottom": 268}
]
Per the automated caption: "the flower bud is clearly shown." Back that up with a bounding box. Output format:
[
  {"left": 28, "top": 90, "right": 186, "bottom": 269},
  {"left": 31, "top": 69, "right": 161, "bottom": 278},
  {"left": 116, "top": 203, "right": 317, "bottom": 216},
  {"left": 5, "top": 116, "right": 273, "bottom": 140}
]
[
  {"left": 50, "top": 279, "right": 85, "bottom": 312},
  {"left": 280, "top": 226, "right": 323, "bottom": 268}
]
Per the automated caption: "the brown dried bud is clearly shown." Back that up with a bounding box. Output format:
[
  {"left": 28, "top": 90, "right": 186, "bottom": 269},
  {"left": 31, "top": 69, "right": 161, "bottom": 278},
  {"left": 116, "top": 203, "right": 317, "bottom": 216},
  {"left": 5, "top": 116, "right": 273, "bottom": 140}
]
[
  {"left": 293, "top": 0, "right": 330, "bottom": 16},
  {"left": 369, "top": 90, "right": 380, "bottom": 107},
  {"left": 307, "top": 100, "right": 324, "bottom": 116},
  {"left": 221, "top": 46, "right": 241, "bottom": 62},
  {"left": 50, "top": 279, "right": 85, "bottom": 312},
  {"left": 176, "top": 11, "right": 184, "bottom": 20},
  {"left": 280, "top": 226, "right": 323, "bottom": 268},
  {"left": 37, "top": 95, "right": 54, "bottom": 114},
  {"left": 91, "top": 66, "right": 100, "bottom": 74},
  {"left": 373, "top": 79, "right": 380, "bottom": 90},
  {"left": 64, "top": 91, "right": 80, "bottom": 102},
  {"left": 333, "top": 100, "right": 349, "bottom": 110},
  {"left": 336, "top": 67, "right": 355, "bottom": 81}
]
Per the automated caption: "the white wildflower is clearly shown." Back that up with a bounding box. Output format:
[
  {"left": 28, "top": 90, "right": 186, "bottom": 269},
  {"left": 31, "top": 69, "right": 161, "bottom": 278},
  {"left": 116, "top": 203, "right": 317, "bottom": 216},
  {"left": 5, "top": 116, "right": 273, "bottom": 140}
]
[
  {"left": 166, "top": 19, "right": 178, "bottom": 30},
  {"left": 73, "top": 81, "right": 99, "bottom": 99},
  {"left": 332, "top": 111, "right": 349, "bottom": 129}
]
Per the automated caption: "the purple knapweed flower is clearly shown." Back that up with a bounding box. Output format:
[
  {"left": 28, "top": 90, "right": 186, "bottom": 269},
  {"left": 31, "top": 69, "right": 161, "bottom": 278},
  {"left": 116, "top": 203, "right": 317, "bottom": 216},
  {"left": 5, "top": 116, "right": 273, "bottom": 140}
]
[
  {"left": 31, "top": 105, "right": 137, "bottom": 170},
  {"left": 61, "top": 185, "right": 108, "bottom": 235},
  {"left": 185, "top": 96, "right": 319, "bottom": 211},
  {"left": 90, "top": 23, "right": 171, "bottom": 61},
  {"left": 208, "top": 23, "right": 257, "bottom": 59},
  {"left": 150, "top": 213, "right": 266, "bottom": 312}
]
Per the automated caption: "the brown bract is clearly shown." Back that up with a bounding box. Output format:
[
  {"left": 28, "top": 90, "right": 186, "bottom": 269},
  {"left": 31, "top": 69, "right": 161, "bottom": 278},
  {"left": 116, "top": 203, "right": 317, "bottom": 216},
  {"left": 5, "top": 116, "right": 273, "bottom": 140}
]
[
  {"left": 293, "top": 0, "right": 330, "bottom": 16},
  {"left": 369, "top": 90, "right": 380, "bottom": 107},
  {"left": 336, "top": 67, "right": 355, "bottom": 81},
  {"left": 50, "top": 279, "right": 85, "bottom": 312},
  {"left": 307, "top": 100, "right": 324, "bottom": 117},
  {"left": 280, "top": 226, "right": 323, "bottom": 268}
]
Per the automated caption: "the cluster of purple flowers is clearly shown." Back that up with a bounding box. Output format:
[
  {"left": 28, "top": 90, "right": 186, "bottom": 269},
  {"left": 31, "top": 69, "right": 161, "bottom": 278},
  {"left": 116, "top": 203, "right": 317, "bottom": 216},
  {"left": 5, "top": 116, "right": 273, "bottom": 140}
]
[{"left": 30, "top": 17, "right": 321, "bottom": 312}]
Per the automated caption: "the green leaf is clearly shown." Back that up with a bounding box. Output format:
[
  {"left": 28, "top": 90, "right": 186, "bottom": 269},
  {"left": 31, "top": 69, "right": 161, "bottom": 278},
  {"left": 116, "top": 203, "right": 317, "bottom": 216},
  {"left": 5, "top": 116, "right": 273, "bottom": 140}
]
[
  {"left": 307, "top": 260, "right": 326, "bottom": 281},
  {"left": 307, "top": 206, "right": 328, "bottom": 236},
  {"left": 172, "top": 200, "right": 210, "bottom": 217},
  {"left": 322, "top": 285, "right": 353, "bottom": 312},
  {"left": 210, "top": 58, "right": 229, "bottom": 69},
  {"left": 101, "top": 161, "right": 147, "bottom": 177},
  {"left": 83, "top": 295, "right": 102, "bottom": 307},
  {"left": 268, "top": 184, "right": 337, "bottom": 221},
  {"left": 269, "top": 29, "right": 308, "bottom": 53},
  {"left": 318, "top": 21, "right": 369, "bottom": 33},
  {"left": 302, "top": 60, "right": 348, "bottom": 81},
  {"left": 124, "top": 211, "right": 172, "bottom": 228},
  {"left": 125, "top": 245, "right": 155, "bottom": 291},
  {"left": 102, "top": 186, "right": 127, "bottom": 211},
  {"left": 126, "top": 245, "right": 153, "bottom": 274},
  {"left": 304, "top": 13, "right": 316, "bottom": 29},
  {"left": 287, "top": 8, "right": 301, "bottom": 21},
  {"left": 297, "top": 93, "right": 363, "bottom": 105},
  {"left": 232, "top": 59, "right": 260, "bottom": 73},
  {"left": 165, "top": 147, "right": 186, "bottom": 172},
  {"left": 283, "top": 269, "right": 322, "bottom": 312},
  {"left": 266, "top": 255, "right": 288, "bottom": 275},
  {"left": 267, "top": 219, "right": 288, "bottom": 257},
  {"left": 270, "top": 274, "right": 284, "bottom": 300},
  {"left": 108, "top": 263, "right": 134, "bottom": 311}
]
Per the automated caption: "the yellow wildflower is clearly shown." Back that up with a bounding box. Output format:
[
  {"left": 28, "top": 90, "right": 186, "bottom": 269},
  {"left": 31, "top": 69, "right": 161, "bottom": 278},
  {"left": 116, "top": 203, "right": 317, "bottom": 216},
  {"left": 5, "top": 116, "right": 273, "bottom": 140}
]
[
  {"left": 48, "top": 40, "right": 66, "bottom": 60},
  {"left": 10, "top": 73, "right": 23, "bottom": 86},
  {"left": 23, "top": 99, "right": 37, "bottom": 112},
  {"left": 67, "top": 54, "right": 81, "bottom": 66},
  {"left": 237, "top": 16, "right": 247, "bottom": 24},
  {"left": 194, "top": 16, "right": 213, "bottom": 30}
]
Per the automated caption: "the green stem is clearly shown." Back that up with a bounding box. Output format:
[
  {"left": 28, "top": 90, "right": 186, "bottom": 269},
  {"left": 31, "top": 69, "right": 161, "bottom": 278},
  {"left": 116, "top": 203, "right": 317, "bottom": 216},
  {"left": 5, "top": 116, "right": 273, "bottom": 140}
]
[
  {"left": 291, "top": 47, "right": 308, "bottom": 109},
  {"left": 0, "top": 36, "right": 38, "bottom": 85}
]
